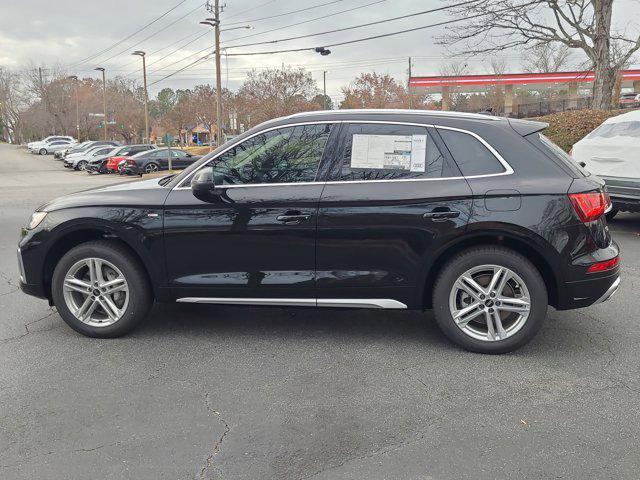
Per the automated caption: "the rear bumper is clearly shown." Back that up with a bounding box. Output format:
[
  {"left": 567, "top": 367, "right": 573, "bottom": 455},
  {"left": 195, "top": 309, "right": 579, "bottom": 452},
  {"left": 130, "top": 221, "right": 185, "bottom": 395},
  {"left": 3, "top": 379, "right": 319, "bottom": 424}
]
[
  {"left": 594, "top": 276, "right": 620, "bottom": 304},
  {"left": 602, "top": 176, "right": 640, "bottom": 212}
]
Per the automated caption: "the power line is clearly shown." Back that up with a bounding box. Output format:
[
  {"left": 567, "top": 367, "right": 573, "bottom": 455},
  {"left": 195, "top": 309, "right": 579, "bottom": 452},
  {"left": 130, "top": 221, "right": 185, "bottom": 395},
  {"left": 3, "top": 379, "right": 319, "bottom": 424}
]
[
  {"left": 224, "top": 0, "right": 534, "bottom": 57},
  {"left": 223, "top": 0, "right": 387, "bottom": 45},
  {"left": 96, "top": 2, "right": 207, "bottom": 66},
  {"left": 222, "top": 1, "right": 477, "bottom": 50},
  {"left": 68, "top": 0, "right": 191, "bottom": 68},
  {"left": 225, "top": 0, "right": 346, "bottom": 26},
  {"left": 222, "top": 0, "right": 277, "bottom": 21}
]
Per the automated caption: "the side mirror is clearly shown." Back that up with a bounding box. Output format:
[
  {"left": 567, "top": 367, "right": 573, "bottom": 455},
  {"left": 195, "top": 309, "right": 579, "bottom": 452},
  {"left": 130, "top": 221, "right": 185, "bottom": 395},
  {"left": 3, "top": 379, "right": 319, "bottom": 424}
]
[{"left": 191, "top": 168, "right": 221, "bottom": 202}]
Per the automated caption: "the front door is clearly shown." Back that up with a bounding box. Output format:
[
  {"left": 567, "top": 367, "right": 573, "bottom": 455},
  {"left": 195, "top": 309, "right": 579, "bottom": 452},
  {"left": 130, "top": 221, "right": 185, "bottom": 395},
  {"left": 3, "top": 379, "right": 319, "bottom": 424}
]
[
  {"left": 163, "top": 122, "right": 337, "bottom": 302},
  {"left": 316, "top": 122, "right": 473, "bottom": 309}
]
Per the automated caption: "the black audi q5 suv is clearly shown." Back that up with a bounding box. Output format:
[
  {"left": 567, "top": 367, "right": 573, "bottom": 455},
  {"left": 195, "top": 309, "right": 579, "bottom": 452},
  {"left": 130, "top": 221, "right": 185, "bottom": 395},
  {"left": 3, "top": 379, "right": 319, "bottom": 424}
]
[{"left": 18, "top": 110, "right": 620, "bottom": 353}]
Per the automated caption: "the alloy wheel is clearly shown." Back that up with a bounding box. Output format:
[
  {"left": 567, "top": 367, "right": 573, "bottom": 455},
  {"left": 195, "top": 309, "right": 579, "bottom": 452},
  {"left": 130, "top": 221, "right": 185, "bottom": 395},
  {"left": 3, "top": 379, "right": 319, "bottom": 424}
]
[
  {"left": 145, "top": 163, "right": 158, "bottom": 173},
  {"left": 448, "top": 264, "right": 531, "bottom": 342},
  {"left": 62, "top": 257, "right": 129, "bottom": 327}
]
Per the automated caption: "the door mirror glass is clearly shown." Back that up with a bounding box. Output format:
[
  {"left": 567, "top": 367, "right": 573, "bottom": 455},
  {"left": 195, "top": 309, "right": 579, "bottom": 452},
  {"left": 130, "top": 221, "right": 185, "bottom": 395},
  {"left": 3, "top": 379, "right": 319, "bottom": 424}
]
[{"left": 191, "top": 167, "right": 221, "bottom": 202}]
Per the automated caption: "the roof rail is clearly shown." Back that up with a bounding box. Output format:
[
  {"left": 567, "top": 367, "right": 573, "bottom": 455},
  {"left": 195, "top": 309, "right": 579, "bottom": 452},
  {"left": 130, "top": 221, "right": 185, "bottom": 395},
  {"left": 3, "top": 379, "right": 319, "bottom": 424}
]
[{"left": 285, "top": 109, "right": 502, "bottom": 121}]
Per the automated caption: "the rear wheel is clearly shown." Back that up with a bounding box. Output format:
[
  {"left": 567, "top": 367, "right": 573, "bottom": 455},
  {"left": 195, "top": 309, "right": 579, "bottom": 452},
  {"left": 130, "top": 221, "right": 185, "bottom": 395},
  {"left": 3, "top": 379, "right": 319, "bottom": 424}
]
[
  {"left": 51, "top": 240, "right": 153, "bottom": 338},
  {"left": 144, "top": 162, "right": 159, "bottom": 174},
  {"left": 432, "top": 246, "right": 547, "bottom": 354}
]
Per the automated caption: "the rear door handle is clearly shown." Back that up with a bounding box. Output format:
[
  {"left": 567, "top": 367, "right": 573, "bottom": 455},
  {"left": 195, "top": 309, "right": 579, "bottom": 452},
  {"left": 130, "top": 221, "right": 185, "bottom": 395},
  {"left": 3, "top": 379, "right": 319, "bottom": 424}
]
[
  {"left": 423, "top": 208, "right": 461, "bottom": 221},
  {"left": 276, "top": 210, "right": 312, "bottom": 224}
]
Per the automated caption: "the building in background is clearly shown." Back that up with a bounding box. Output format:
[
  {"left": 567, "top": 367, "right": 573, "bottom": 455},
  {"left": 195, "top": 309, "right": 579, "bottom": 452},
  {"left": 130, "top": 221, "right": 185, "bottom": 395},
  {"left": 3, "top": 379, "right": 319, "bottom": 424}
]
[{"left": 410, "top": 69, "right": 640, "bottom": 117}]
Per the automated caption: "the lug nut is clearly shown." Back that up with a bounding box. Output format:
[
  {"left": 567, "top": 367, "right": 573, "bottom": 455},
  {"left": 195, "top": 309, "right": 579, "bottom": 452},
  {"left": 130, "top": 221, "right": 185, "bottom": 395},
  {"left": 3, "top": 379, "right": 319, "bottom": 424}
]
[
  {"left": 490, "top": 292, "right": 496, "bottom": 298},
  {"left": 495, "top": 301, "right": 501, "bottom": 306},
  {"left": 480, "top": 294, "right": 485, "bottom": 300},
  {"left": 488, "top": 308, "right": 494, "bottom": 313}
]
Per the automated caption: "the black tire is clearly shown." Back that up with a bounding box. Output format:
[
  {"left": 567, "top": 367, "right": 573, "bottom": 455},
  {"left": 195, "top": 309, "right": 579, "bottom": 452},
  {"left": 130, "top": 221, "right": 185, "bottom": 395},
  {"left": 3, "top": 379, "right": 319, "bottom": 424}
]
[
  {"left": 432, "top": 246, "right": 548, "bottom": 354},
  {"left": 605, "top": 209, "right": 619, "bottom": 222},
  {"left": 51, "top": 240, "right": 153, "bottom": 338},
  {"left": 76, "top": 160, "right": 87, "bottom": 171},
  {"left": 39, "top": 148, "right": 47, "bottom": 155}
]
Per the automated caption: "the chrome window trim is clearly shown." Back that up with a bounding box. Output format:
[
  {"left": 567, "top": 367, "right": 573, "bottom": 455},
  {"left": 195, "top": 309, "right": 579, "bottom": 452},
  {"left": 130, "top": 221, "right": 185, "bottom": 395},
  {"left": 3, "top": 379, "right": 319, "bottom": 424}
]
[
  {"left": 176, "top": 297, "right": 407, "bottom": 309},
  {"left": 172, "top": 119, "right": 513, "bottom": 190}
]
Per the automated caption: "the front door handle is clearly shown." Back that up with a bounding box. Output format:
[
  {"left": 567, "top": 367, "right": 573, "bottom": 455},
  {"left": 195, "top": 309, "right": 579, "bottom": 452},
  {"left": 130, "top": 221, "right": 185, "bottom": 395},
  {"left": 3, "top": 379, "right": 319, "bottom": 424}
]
[
  {"left": 423, "top": 207, "right": 461, "bottom": 221},
  {"left": 276, "top": 211, "right": 311, "bottom": 224}
]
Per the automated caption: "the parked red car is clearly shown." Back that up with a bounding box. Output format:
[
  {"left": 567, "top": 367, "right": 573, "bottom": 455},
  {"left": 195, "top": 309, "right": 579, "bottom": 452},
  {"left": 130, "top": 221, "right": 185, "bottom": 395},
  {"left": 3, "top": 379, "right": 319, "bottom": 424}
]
[{"left": 104, "top": 145, "right": 157, "bottom": 172}]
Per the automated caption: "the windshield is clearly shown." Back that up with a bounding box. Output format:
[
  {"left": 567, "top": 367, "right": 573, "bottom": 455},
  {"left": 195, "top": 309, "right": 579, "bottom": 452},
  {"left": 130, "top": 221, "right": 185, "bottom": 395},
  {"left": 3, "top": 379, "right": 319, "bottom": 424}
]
[{"left": 587, "top": 121, "right": 640, "bottom": 139}]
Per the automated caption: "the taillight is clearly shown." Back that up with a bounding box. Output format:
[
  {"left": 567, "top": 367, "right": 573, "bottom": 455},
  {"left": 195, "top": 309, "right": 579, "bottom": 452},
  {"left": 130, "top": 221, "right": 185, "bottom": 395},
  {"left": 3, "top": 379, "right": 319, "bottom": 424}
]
[
  {"left": 587, "top": 256, "right": 620, "bottom": 273},
  {"left": 568, "top": 191, "right": 610, "bottom": 223}
]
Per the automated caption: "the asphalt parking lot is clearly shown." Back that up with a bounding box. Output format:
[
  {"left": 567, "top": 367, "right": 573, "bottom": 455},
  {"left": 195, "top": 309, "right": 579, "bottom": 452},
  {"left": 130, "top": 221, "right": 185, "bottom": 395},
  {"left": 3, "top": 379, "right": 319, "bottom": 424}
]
[{"left": 1, "top": 142, "right": 639, "bottom": 480}]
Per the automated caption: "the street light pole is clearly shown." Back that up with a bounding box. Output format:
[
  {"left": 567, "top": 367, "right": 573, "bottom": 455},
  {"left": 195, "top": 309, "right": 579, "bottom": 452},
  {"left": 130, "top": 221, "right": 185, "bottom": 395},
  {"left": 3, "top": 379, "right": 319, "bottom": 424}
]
[
  {"left": 132, "top": 51, "right": 149, "bottom": 143},
  {"left": 68, "top": 75, "right": 80, "bottom": 140},
  {"left": 323, "top": 71, "right": 328, "bottom": 109},
  {"left": 94, "top": 67, "right": 107, "bottom": 140}
]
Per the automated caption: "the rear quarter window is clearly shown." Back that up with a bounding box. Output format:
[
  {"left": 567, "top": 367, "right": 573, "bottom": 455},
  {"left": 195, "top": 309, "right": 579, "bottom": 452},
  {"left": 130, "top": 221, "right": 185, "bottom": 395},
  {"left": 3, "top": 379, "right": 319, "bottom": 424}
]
[
  {"left": 437, "top": 128, "right": 505, "bottom": 176},
  {"left": 529, "top": 133, "right": 588, "bottom": 178}
]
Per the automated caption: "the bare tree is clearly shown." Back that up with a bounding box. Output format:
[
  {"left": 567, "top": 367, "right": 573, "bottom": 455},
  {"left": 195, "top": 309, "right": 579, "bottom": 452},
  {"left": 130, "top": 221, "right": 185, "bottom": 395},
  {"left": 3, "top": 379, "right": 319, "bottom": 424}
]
[
  {"left": 522, "top": 43, "right": 572, "bottom": 72},
  {"left": 0, "top": 67, "right": 28, "bottom": 143},
  {"left": 439, "top": 0, "right": 640, "bottom": 109}
]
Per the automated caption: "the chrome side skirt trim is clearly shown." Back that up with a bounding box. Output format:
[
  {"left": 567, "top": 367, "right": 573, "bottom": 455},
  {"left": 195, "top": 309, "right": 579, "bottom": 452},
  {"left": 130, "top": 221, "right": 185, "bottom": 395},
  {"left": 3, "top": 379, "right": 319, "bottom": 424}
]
[{"left": 176, "top": 297, "right": 407, "bottom": 309}]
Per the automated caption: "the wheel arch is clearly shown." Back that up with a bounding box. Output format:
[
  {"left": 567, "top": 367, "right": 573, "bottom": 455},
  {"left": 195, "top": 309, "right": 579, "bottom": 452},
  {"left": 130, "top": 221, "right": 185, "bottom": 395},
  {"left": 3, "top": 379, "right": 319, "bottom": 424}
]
[
  {"left": 421, "top": 229, "right": 560, "bottom": 309},
  {"left": 42, "top": 224, "right": 157, "bottom": 302}
]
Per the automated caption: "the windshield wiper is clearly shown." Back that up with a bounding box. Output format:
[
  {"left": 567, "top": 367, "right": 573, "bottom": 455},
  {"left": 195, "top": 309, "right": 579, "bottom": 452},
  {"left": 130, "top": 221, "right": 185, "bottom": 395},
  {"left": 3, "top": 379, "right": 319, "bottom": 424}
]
[{"left": 158, "top": 174, "right": 176, "bottom": 186}]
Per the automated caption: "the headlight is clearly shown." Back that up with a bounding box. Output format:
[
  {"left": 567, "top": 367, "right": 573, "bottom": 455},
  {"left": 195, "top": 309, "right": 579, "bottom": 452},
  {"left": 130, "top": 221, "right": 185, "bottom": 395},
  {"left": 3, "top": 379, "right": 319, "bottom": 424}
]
[{"left": 27, "top": 211, "right": 48, "bottom": 230}]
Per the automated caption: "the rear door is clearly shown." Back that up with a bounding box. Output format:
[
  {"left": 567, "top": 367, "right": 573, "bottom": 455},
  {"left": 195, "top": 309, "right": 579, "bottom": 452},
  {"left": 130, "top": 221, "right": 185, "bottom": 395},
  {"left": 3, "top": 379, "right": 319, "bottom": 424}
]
[{"left": 316, "top": 122, "right": 473, "bottom": 309}]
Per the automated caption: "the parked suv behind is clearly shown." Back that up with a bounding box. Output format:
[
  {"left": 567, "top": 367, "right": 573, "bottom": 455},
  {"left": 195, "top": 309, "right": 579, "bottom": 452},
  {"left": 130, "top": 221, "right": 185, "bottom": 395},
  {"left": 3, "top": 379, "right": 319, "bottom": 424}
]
[{"left": 18, "top": 110, "right": 620, "bottom": 353}]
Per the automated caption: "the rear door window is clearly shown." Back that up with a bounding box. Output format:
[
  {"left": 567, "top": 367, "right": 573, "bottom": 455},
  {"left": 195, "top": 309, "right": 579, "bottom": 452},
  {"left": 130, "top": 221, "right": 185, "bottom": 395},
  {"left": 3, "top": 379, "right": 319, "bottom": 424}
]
[
  {"left": 437, "top": 128, "right": 506, "bottom": 177},
  {"left": 332, "top": 123, "right": 454, "bottom": 182}
]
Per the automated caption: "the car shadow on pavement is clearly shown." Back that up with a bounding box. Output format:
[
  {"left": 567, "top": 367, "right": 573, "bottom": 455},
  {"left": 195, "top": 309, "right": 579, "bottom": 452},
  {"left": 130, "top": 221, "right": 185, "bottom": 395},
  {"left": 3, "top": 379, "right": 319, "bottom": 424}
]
[{"left": 136, "top": 302, "right": 453, "bottom": 348}]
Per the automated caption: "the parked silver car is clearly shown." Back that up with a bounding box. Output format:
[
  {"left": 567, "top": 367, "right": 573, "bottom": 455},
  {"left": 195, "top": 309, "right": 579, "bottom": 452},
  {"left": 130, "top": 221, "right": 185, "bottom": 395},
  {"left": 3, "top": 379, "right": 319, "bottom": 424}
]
[
  {"left": 63, "top": 145, "right": 119, "bottom": 170},
  {"left": 33, "top": 140, "right": 74, "bottom": 155}
]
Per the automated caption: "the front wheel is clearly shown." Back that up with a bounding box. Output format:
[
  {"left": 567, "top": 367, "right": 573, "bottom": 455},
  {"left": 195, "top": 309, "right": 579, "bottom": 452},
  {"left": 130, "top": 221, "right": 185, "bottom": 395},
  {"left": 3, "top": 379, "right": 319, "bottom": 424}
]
[
  {"left": 432, "top": 246, "right": 547, "bottom": 354},
  {"left": 39, "top": 148, "right": 47, "bottom": 155},
  {"left": 51, "top": 240, "right": 153, "bottom": 337},
  {"left": 76, "top": 160, "right": 87, "bottom": 171}
]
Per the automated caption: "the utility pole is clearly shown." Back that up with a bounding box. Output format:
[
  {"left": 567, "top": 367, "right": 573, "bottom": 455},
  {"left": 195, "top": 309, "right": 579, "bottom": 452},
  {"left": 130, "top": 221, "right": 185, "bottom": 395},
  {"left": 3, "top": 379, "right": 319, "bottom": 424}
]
[
  {"left": 323, "top": 71, "right": 328, "bottom": 109},
  {"left": 95, "top": 67, "right": 107, "bottom": 140},
  {"left": 214, "top": 0, "right": 223, "bottom": 146},
  {"left": 68, "top": 76, "right": 80, "bottom": 140},
  {"left": 132, "top": 51, "right": 149, "bottom": 143},
  {"left": 408, "top": 57, "right": 413, "bottom": 109},
  {"left": 201, "top": 2, "right": 224, "bottom": 148}
]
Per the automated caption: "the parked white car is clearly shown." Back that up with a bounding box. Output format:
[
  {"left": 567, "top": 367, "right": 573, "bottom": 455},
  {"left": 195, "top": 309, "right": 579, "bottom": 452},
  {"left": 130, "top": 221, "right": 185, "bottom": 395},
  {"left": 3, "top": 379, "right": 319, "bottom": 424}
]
[
  {"left": 63, "top": 145, "right": 119, "bottom": 170},
  {"left": 28, "top": 136, "right": 76, "bottom": 153},
  {"left": 32, "top": 140, "right": 75, "bottom": 155},
  {"left": 572, "top": 109, "right": 640, "bottom": 220}
]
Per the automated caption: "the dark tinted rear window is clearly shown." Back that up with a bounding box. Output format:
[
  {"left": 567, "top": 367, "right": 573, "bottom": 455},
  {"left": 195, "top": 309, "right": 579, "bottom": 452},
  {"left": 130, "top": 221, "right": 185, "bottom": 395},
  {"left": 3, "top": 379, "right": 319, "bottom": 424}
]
[
  {"left": 438, "top": 128, "right": 505, "bottom": 176},
  {"left": 529, "top": 133, "right": 588, "bottom": 178}
]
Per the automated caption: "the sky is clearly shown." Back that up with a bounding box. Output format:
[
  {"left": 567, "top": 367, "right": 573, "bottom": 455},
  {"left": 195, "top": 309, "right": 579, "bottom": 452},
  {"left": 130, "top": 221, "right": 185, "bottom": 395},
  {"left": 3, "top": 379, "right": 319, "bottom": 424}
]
[{"left": 2, "top": 0, "right": 639, "bottom": 103}]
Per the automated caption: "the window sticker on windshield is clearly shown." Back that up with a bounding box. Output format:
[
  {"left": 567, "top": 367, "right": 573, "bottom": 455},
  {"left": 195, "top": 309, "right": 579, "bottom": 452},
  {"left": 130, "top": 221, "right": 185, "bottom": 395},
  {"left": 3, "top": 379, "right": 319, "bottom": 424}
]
[{"left": 351, "top": 134, "right": 427, "bottom": 171}]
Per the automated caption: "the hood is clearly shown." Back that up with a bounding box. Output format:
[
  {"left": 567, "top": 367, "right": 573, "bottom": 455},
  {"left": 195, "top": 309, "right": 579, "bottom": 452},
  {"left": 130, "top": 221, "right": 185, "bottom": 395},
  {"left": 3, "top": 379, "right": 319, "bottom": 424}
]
[{"left": 38, "top": 177, "right": 172, "bottom": 212}]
